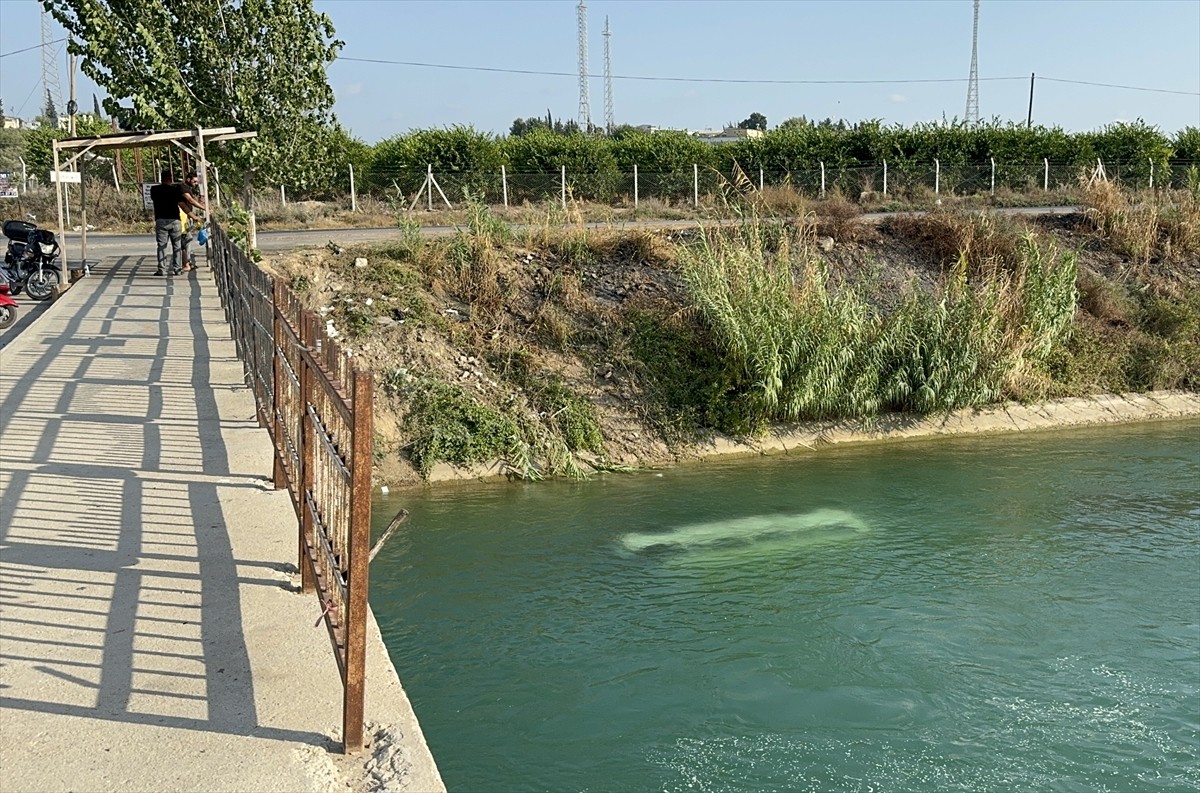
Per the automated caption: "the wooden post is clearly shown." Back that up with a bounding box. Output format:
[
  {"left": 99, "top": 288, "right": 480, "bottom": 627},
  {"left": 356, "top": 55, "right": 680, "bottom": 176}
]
[
  {"left": 53, "top": 142, "right": 66, "bottom": 269},
  {"left": 342, "top": 369, "right": 374, "bottom": 753}
]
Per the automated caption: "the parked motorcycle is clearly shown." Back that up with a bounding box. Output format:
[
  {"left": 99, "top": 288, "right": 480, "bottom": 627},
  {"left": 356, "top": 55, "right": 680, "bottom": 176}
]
[
  {"left": 0, "top": 283, "right": 18, "bottom": 330},
  {"left": 3, "top": 218, "right": 62, "bottom": 302}
]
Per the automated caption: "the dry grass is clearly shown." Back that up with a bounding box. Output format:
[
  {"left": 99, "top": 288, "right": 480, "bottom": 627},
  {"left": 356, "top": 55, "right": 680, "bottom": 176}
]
[
  {"left": 881, "top": 211, "right": 1029, "bottom": 273},
  {"left": 1080, "top": 182, "right": 1200, "bottom": 263}
]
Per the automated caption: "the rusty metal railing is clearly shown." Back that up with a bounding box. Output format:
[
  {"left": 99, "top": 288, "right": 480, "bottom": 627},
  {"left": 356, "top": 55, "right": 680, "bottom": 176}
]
[{"left": 208, "top": 221, "right": 372, "bottom": 753}]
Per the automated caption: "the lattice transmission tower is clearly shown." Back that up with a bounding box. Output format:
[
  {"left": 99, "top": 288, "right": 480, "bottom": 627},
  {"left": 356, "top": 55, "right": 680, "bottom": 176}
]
[
  {"left": 964, "top": 0, "right": 980, "bottom": 124},
  {"left": 41, "top": 7, "right": 63, "bottom": 118},
  {"left": 603, "top": 16, "right": 614, "bottom": 132},
  {"left": 577, "top": 1, "right": 591, "bottom": 130}
]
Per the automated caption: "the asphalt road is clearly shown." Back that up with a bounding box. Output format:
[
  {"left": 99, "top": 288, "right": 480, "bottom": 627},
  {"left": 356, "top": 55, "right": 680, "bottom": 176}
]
[{"left": 52, "top": 204, "right": 1082, "bottom": 263}]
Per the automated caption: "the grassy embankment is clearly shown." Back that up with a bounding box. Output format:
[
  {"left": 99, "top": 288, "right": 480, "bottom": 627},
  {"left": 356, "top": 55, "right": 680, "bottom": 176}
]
[{"left": 265, "top": 181, "right": 1200, "bottom": 483}]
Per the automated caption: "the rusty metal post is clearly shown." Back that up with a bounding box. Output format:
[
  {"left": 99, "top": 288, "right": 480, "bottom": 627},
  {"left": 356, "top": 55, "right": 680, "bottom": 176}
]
[
  {"left": 272, "top": 280, "right": 287, "bottom": 490},
  {"left": 298, "top": 311, "right": 316, "bottom": 593},
  {"left": 342, "top": 369, "right": 373, "bottom": 753}
]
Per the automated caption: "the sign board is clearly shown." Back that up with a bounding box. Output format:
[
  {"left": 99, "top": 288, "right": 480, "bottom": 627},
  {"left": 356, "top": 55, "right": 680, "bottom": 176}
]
[
  {"left": 50, "top": 170, "right": 82, "bottom": 184},
  {"left": 141, "top": 182, "right": 154, "bottom": 210},
  {"left": 0, "top": 171, "right": 15, "bottom": 199}
]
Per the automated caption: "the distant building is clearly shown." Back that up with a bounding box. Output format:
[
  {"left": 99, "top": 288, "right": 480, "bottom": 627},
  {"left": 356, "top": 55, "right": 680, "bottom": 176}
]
[
  {"left": 2, "top": 117, "right": 22, "bottom": 130},
  {"left": 692, "top": 127, "right": 765, "bottom": 145}
]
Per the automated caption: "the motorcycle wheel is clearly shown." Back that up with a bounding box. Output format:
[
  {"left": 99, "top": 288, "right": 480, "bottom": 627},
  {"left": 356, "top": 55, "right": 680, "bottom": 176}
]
[
  {"left": 0, "top": 304, "right": 16, "bottom": 330},
  {"left": 25, "top": 269, "right": 60, "bottom": 301}
]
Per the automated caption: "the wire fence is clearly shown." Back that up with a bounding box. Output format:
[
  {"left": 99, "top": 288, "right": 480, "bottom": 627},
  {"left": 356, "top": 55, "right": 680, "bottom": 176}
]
[{"left": 318, "top": 158, "right": 1200, "bottom": 210}]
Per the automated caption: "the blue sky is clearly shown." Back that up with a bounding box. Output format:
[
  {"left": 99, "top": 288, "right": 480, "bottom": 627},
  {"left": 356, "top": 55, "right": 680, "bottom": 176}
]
[{"left": 3, "top": 0, "right": 1198, "bottom": 143}]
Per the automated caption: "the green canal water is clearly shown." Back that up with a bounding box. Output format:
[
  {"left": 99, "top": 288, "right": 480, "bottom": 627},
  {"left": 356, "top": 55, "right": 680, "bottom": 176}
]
[{"left": 370, "top": 420, "right": 1200, "bottom": 792}]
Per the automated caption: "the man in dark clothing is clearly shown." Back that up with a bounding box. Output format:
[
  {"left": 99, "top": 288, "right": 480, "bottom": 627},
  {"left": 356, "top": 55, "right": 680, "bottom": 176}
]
[{"left": 149, "top": 170, "right": 200, "bottom": 276}]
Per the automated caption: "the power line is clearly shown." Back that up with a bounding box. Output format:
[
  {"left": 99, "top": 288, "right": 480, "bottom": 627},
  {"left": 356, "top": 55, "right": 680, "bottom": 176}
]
[
  {"left": 0, "top": 37, "right": 66, "bottom": 59},
  {"left": 338, "top": 56, "right": 1027, "bottom": 85},
  {"left": 1040, "top": 76, "right": 1200, "bottom": 97}
]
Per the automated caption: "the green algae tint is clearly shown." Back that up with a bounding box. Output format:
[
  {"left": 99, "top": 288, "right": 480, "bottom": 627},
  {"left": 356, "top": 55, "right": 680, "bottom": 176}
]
[{"left": 371, "top": 420, "right": 1200, "bottom": 792}]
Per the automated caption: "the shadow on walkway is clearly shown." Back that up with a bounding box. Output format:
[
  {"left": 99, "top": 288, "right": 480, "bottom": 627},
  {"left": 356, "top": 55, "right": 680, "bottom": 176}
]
[{"left": 1, "top": 256, "right": 339, "bottom": 791}]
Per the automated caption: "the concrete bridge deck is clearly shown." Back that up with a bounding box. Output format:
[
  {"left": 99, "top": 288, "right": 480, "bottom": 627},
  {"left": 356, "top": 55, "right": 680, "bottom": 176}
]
[{"left": 0, "top": 255, "right": 444, "bottom": 792}]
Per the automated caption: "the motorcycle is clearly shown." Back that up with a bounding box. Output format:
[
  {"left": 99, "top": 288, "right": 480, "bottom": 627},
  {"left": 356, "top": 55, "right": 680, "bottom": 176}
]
[
  {"left": 3, "top": 218, "right": 62, "bottom": 302},
  {"left": 0, "top": 282, "right": 17, "bottom": 330}
]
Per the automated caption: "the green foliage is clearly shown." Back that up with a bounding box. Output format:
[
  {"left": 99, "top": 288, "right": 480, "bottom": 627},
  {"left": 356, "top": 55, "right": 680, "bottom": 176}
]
[
  {"left": 510, "top": 115, "right": 581, "bottom": 137},
  {"left": 677, "top": 216, "right": 1079, "bottom": 427},
  {"left": 44, "top": 0, "right": 342, "bottom": 188},
  {"left": 402, "top": 379, "right": 529, "bottom": 479},
  {"left": 738, "top": 112, "right": 768, "bottom": 131},
  {"left": 622, "top": 308, "right": 744, "bottom": 437},
  {"left": 370, "top": 125, "right": 501, "bottom": 198},
  {"left": 501, "top": 129, "right": 620, "bottom": 201}
]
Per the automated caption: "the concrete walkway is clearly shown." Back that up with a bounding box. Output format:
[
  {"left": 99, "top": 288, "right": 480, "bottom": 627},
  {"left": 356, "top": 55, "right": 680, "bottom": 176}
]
[{"left": 0, "top": 255, "right": 444, "bottom": 792}]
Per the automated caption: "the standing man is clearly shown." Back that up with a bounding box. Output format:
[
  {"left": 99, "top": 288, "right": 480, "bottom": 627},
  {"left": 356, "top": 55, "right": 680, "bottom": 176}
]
[
  {"left": 180, "top": 171, "right": 207, "bottom": 272},
  {"left": 149, "top": 170, "right": 200, "bottom": 276}
]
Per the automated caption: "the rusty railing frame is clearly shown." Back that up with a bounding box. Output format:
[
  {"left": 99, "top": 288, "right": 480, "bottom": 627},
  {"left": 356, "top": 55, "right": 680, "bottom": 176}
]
[{"left": 208, "top": 221, "right": 372, "bottom": 753}]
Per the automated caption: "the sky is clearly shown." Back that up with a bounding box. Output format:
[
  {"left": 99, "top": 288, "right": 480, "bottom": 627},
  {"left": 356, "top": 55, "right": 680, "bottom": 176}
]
[{"left": 2, "top": 0, "right": 1198, "bottom": 144}]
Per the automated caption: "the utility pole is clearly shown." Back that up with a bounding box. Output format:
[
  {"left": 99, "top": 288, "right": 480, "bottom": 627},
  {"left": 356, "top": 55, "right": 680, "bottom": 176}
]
[
  {"left": 68, "top": 52, "right": 77, "bottom": 136},
  {"left": 1027, "top": 72, "right": 1035, "bottom": 128}
]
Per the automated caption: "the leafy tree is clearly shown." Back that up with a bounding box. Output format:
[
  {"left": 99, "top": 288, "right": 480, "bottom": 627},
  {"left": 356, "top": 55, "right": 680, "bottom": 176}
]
[
  {"left": 42, "top": 0, "right": 343, "bottom": 190},
  {"left": 738, "top": 112, "right": 767, "bottom": 131},
  {"left": 510, "top": 113, "right": 581, "bottom": 137},
  {"left": 42, "top": 90, "right": 59, "bottom": 128}
]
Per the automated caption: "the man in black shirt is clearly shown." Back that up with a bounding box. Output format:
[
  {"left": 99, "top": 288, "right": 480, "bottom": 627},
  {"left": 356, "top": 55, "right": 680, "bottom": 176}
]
[{"left": 149, "top": 170, "right": 201, "bottom": 276}]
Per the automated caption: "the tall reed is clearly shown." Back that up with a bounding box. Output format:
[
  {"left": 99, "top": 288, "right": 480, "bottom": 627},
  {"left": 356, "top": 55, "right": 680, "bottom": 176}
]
[{"left": 678, "top": 215, "right": 1077, "bottom": 426}]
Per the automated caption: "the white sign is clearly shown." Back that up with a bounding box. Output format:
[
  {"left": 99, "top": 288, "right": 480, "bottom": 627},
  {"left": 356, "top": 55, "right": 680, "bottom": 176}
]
[
  {"left": 50, "top": 170, "right": 82, "bottom": 184},
  {"left": 141, "top": 182, "right": 154, "bottom": 209},
  {"left": 0, "top": 172, "right": 15, "bottom": 199}
]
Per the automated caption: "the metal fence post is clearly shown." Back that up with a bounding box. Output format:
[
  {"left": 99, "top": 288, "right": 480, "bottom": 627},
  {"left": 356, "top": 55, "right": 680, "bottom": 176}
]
[
  {"left": 820, "top": 162, "right": 826, "bottom": 198},
  {"left": 1149, "top": 157, "right": 1154, "bottom": 190},
  {"left": 298, "top": 311, "right": 315, "bottom": 593},
  {"left": 935, "top": 159, "right": 940, "bottom": 195},
  {"left": 561, "top": 165, "right": 567, "bottom": 210},
  {"left": 280, "top": 184, "right": 286, "bottom": 205},
  {"left": 883, "top": 160, "right": 888, "bottom": 196},
  {"left": 633, "top": 164, "right": 639, "bottom": 207},
  {"left": 501, "top": 165, "right": 509, "bottom": 208},
  {"left": 759, "top": 168, "right": 764, "bottom": 192},
  {"left": 349, "top": 164, "right": 357, "bottom": 212},
  {"left": 693, "top": 163, "right": 699, "bottom": 207},
  {"left": 272, "top": 280, "right": 287, "bottom": 490},
  {"left": 1044, "top": 158, "right": 1049, "bottom": 191},
  {"left": 990, "top": 157, "right": 996, "bottom": 194}
]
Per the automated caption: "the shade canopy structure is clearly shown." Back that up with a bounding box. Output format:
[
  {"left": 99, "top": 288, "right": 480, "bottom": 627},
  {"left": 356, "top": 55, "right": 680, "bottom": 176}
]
[{"left": 51, "top": 127, "right": 257, "bottom": 274}]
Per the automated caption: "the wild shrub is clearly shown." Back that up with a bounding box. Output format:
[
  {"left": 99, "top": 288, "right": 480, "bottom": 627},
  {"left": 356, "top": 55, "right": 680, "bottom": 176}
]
[
  {"left": 402, "top": 379, "right": 530, "bottom": 478},
  {"left": 677, "top": 214, "right": 1078, "bottom": 427}
]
